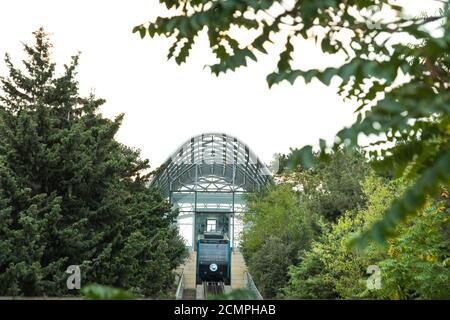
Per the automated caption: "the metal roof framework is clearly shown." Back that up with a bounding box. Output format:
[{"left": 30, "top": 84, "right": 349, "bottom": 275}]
[
  {"left": 150, "top": 133, "right": 272, "bottom": 248},
  {"left": 150, "top": 133, "right": 272, "bottom": 195}
]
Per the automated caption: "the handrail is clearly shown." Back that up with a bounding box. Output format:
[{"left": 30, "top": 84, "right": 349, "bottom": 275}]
[
  {"left": 244, "top": 271, "right": 263, "bottom": 300},
  {"left": 175, "top": 269, "right": 184, "bottom": 300}
]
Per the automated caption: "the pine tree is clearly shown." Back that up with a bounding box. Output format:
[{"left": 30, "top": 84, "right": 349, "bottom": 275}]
[{"left": 0, "top": 28, "right": 186, "bottom": 297}]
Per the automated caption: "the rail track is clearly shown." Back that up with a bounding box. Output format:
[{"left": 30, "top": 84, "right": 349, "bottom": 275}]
[{"left": 203, "top": 281, "right": 224, "bottom": 299}]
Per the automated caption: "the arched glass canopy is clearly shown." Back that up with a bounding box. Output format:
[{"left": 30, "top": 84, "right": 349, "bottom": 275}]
[{"left": 150, "top": 133, "right": 272, "bottom": 249}]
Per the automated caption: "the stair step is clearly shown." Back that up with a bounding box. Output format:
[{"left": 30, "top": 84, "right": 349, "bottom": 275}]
[{"left": 182, "top": 289, "right": 197, "bottom": 300}]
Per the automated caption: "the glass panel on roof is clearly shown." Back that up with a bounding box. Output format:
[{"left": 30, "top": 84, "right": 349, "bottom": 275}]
[
  {"left": 171, "top": 192, "right": 195, "bottom": 212},
  {"left": 196, "top": 192, "right": 233, "bottom": 212}
]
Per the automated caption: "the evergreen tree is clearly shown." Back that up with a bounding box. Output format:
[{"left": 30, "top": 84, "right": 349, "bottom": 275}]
[{"left": 0, "top": 28, "right": 186, "bottom": 297}]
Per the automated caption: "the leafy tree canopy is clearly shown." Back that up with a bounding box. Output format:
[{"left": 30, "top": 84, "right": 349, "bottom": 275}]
[
  {"left": 241, "top": 183, "right": 318, "bottom": 298},
  {"left": 279, "top": 148, "right": 370, "bottom": 221},
  {"left": 134, "top": 0, "right": 450, "bottom": 246},
  {"left": 243, "top": 149, "right": 369, "bottom": 297},
  {"left": 282, "top": 176, "right": 450, "bottom": 299}
]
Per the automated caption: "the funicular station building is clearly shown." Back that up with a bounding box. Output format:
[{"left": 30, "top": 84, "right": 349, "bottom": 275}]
[{"left": 150, "top": 133, "right": 271, "bottom": 294}]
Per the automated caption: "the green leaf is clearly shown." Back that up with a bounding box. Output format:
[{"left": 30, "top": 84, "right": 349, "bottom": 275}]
[
  {"left": 175, "top": 37, "right": 194, "bottom": 65},
  {"left": 288, "top": 145, "right": 315, "bottom": 169}
]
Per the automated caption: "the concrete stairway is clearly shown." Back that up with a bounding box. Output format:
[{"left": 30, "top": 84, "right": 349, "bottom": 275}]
[
  {"left": 231, "top": 251, "right": 247, "bottom": 289},
  {"left": 177, "top": 250, "right": 197, "bottom": 289},
  {"left": 182, "top": 289, "right": 196, "bottom": 300}
]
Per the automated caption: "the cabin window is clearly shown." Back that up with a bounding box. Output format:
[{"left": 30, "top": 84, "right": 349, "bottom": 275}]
[{"left": 206, "top": 219, "right": 217, "bottom": 232}]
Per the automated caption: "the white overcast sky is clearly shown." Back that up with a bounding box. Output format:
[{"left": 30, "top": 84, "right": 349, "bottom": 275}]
[{"left": 0, "top": 0, "right": 441, "bottom": 169}]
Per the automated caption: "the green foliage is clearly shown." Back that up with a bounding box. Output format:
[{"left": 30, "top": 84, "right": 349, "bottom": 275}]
[
  {"left": 81, "top": 284, "right": 136, "bottom": 300},
  {"left": 243, "top": 184, "right": 315, "bottom": 254},
  {"left": 378, "top": 196, "right": 450, "bottom": 299},
  {"left": 280, "top": 246, "right": 337, "bottom": 299},
  {"left": 242, "top": 184, "right": 316, "bottom": 298},
  {"left": 282, "top": 175, "right": 450, "bottom": 299},
  {"left": 242, "top": 150, "right": 369, "bottom": 298},
  {"left": 0, "top": 29, "right": 187, "bottom": 297},
  {"left": 285, "top": 149, "right": 370, "bottom": 221},
  {"left": 135, "top": 0, "right": 450, "bottom": 245},
  {"left": 247, "top": 236, "right": 294, "bottom": 298},
  {"left": 241, "top": 149, "right": 448, "bottom": 299},
  {"left": 282, "top": 175, "right": 395, "bottom": 299}
]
